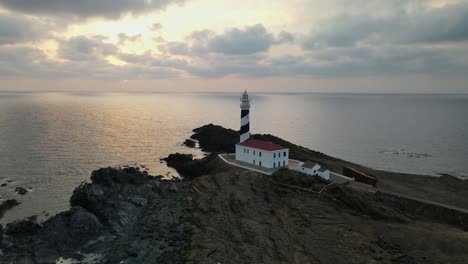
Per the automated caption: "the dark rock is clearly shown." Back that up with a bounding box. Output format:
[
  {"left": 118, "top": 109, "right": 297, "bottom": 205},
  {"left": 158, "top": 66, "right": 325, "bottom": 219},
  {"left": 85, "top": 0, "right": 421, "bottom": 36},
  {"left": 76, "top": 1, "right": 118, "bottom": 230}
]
[
  {"left": 162, "top": 153, "right": 194, "bottom": 166},
  {"left": 6, "top": 218, "right": 41, "bottom": 235},
  {"left": 40, "top": 206, "right": 102, "bottom": 251},
  {"left": 392, "top": 254, "right": 416, "bottom": 264},
  {"left": 162, "top": 153, "right": 218, "bottom": 178},
  {"left": 15, "top": 187, "right": 28, "bottom": 195},
  {"left": 169, "top": 183, "right": 179, "bottom": 193},
  {"left": 90, "top": 167, "right": 148, "bottom": 186},
  {"left": 1, "top": 183, "right": 7, "bottom": 187},
  {"left": 0, "top": 199, "right": 20, "bottom": 218},
  {"left": 34, "top": 247, "right": 59, "bottom": 264},
  {"left": 183, "top": 139, "right": 196, "bottom": 148},
  {"left": 70, "top": 168, "right": 154, "bottom": 234},
  {"left": 375, "top": 235, "right": 403, "bottom": 255},
  {"left": 191, "top": 124, "right": 239, "bottom": 153},
  {"left": 69, "top": 206, "right": 103, "bottom": 241}
]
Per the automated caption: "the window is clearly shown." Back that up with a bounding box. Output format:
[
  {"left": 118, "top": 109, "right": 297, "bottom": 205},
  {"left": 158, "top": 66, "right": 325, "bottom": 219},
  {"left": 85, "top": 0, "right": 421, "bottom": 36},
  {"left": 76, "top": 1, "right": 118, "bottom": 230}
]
[
  {"left": 247, "top": 149, "right": 249, "bottom": 154},
  {"left": 259, "top": 161, "right": 262, "bottom": 167},
  {"left": 283, "top": 161, "right": 285, "bottom": 166},
  {"left": 273, "top": 153, "right": 276, "bottom": 158},
  {"left": 283, "top": 152, "right": 286, "bottom": 157},
  {"left": 273, "top": 163, "right": 276, "bottom": 168},
  {"left": 244, "top": 148, "right": 246, "bottom": 153},
  {"left": 259, "top": 152, "right": 262, "bottom": 157},
  {"left": 253, "top": 160, "right": 256, "bottom": 165},
  {"left": 278, "top": 162, "right": 281, "bottom": 167},
  {"left": 253, "top": 150, "right": 256, "bottom": 156}
]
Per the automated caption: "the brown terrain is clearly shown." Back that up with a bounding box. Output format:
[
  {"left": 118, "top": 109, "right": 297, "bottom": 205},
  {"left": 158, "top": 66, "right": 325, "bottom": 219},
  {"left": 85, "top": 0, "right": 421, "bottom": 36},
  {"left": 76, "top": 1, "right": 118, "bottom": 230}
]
[{"left": 188, "top": 159, "right": 468, "bottom": 263}]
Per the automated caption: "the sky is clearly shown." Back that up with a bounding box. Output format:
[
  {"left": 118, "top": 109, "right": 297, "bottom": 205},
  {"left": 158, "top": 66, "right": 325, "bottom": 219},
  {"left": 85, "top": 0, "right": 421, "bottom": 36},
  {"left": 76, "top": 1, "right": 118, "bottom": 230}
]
[{"left": 0, "top": 0, "right": 467, "bottom": 93}]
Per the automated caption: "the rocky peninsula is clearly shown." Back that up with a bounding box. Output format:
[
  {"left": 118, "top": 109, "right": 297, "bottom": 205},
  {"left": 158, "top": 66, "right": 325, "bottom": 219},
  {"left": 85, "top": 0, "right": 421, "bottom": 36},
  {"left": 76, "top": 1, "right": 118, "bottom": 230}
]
[{"left": 1, "top": 124, "right": 467, "bottom": 263}]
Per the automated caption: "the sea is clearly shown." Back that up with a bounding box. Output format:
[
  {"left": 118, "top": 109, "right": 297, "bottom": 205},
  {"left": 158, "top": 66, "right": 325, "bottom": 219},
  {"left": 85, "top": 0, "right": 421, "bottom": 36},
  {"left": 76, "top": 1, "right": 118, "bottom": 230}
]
[{"left": 0, "top": 92, "right": 467, "bottom": 223}]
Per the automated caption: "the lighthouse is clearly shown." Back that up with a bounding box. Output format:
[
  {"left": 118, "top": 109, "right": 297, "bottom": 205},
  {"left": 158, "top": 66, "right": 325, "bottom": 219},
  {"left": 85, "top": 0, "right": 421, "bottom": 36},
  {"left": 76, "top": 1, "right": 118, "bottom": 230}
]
[
  {"left": 240, "top": 90, "right": 251, "bottom": 143},
  {"left": 235, "top": 91, "right": 290, "bottom": 170}
]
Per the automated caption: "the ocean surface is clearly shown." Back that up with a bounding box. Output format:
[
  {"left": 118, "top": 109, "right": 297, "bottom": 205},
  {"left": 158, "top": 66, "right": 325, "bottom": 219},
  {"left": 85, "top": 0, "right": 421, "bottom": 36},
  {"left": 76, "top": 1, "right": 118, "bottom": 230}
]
[{"left": 1, "top": 92, "right": 467, "bottom": 223}]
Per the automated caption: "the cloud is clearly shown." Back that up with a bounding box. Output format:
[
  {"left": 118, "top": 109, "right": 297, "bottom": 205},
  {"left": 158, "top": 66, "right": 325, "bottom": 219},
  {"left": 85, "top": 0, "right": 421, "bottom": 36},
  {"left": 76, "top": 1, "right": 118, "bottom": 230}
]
[
  {"left": 58, "top": 35, "right": 117, "bottom": 61},
  {"left": 206, "top": 24, "right": 275, "bottom": 54},
  {"left": 0, "top": 10, "right": 467, "bottom": 83},
  {"left": 151, "top": 23, "right": 163, "bottom": 31},
  {"left": 303, "top": 2, "right": 468, "bottom": 49},
  {"left": 275, "top": 31, "right": 295, "bottom": 44},
  {"left": 0, "top": 46, "right": 47, "bottom": 77},
  {"left": 0, "top": 13, "right": 47, "bottom": 45},
  {"left": 159, "top": 41, "right": 190, "bottom": 55},
  {"left": 0, "top": 0, "right": 184, "bottom": 19},
  {"left": 1, "top": 38, "right": 466, "bottom": 81},
  {"left": 0, "top": 45, "right": 180, "bottom": 80},
  {"left": 398, "top": 3, "right": 468, "bottom": 44},
  {"left": 118, "top": 33, "right": 142, "bottom": 45},
  {"left": 161, "top": 25, "right": 295, "bottom": 55}
]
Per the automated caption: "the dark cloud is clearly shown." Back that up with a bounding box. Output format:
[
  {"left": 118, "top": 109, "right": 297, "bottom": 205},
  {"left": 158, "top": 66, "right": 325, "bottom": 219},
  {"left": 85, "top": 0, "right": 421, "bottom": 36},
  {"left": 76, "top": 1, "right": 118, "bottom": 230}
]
[
  {"left": 0, "top": 0, "right": 184, "bottom": 19},
  {"left": 398, "top": 3, "right": 468, "bottom": 44},
  {"left": 176, "top": 44, "right": 468, "bottom": 78},
  {"left": 207, "top": 24, "right": 275, "bottom": 54},
  {"left": 160, "top": 25, "right": 294, "bottom": 56},
  {"left": 58, "top": 35, "right": 117, "bottom": 61},
  {"left": 151, "top": 23, "right": 163, "bottom": 31},
  {"left": 0, "top": 13, "right": 46, "bottom": 44},
  {"left": 303, "top": 2, "right": 468, "bottom": 49},
  {"left": 118, "top": 33, "right": 142, "bottom": 45}
]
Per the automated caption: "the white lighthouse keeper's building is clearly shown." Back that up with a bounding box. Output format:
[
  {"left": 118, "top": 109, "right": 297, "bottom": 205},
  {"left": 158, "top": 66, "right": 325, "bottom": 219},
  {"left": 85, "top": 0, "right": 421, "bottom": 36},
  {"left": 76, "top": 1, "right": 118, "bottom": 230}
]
[
  {"left": 235, "top": 91, "right": 289, "bottom": 169},
  {"left": 235, "top": 139, "right": 289, "bottom": 168}
]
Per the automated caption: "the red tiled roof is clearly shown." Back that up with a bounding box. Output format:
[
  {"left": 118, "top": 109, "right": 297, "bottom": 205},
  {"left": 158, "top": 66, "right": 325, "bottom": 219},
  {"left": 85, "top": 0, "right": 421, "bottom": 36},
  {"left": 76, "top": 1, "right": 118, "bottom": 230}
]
[
  {"left": 303, "top": 162, "right": 318, "bottom": 169},
  {"left": 238, "top": 139, "right": 288, "bottom": 151}
]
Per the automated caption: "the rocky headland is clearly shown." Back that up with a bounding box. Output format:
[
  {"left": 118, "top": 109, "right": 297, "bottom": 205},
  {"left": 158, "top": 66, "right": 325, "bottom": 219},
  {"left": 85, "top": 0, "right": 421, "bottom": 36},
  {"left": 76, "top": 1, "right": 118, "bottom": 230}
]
[{"left": 1, "top": 124, "right": 467, "bottom": 263}]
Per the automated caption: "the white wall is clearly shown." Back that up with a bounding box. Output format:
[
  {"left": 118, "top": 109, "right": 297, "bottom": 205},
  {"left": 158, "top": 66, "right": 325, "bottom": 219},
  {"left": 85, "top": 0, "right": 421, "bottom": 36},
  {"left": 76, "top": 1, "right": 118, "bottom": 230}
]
[
  {"left": 318, "top": 170, "right": 331, "bottom": 180},
  {"left": 235, "top": 145, "right": 289, "bottom": 169},
  {"left": 296, "top": 163, "right": 320, "bottom": 175}
]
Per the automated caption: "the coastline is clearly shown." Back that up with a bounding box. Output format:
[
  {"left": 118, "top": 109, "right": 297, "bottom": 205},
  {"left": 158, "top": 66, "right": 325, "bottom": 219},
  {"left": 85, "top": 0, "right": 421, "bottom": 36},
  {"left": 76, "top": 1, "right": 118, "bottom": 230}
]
[{"left": 0, "top": 123, "right": 467, "bottom": 263}]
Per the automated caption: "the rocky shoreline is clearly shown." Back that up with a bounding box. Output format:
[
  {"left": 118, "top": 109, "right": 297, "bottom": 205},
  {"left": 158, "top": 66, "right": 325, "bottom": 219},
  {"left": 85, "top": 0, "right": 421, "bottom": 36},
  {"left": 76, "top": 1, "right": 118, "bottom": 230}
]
[
  {"left": 1, "top": 167, "right": 192, "bottom": 263},
  {"left": 1, "top": 124, "right": 467, "bottom": 263}
]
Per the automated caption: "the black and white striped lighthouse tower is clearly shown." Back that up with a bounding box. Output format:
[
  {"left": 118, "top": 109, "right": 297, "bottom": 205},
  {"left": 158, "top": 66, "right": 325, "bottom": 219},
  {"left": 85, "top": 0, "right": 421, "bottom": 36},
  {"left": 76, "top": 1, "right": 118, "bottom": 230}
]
[{"left": 240, "top": 90, "right": 251, "bottom": 143}]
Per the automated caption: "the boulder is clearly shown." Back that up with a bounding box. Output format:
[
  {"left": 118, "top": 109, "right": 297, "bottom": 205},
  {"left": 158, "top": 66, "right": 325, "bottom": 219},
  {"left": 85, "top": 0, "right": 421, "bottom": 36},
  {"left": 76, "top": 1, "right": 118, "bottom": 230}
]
[
  {"left": 15, "top": 187, "right": 28, "bottom": 195},
  {"left": 162, "top": 153, "right": 217, "bottom": 178},
  {"left": 69, "top": 206, "right": 103, "bottom": 241},
  {"left": 39, "top": 206, "right": 102, "bottom": 253},
  {"left": 191, "top": 124, "right": 239, "bottom": 153},
  {"left": 183, "top": 139, "right": 196, "bottom": 148},
  {"left": 6, "top": 218, "right": 41, "bottom": 236}
]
